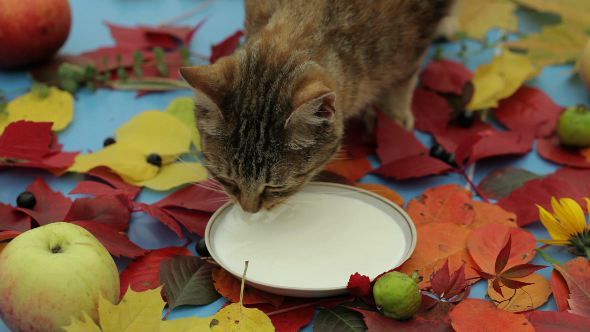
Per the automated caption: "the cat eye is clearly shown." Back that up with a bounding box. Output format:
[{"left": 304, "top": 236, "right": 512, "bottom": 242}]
[{"left": 264, "top": 184, "right": 287, "bottom": 191}]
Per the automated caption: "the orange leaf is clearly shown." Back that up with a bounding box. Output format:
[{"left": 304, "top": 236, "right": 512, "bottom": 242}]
[
  {"left": 406, "top": 184, "right": 475, "bottom": 227},
  {"left": 467, "top": 223, "right": 536, "bottom": 275},
  {"left": 323, "top": 157, "right": 372, "bottom": 182},
  {"left": 211, "top": 268, "right": 284, "bottom": 307},
  {"left": 399, "top": 223, "right": 478, "bottom": 283},
  {"left": 487, "top": 273, "right": 552, "bottom": 312},
  {"left": 472, "top": 201, "right": 518, "bottom": 229},
  {"left": 450, "top": 298, "right": 534, "bottom": 332},
  {"left": 355, "top": 183, "right": 405, "bottom": 206},
  {"left": 551, "top": 269, "right": 570, "bottom": 312}
]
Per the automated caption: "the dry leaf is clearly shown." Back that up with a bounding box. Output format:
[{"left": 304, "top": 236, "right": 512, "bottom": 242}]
[
  {"left": 165, "top": 97, "right": 200, "bottom": 149},
  {"left": 456, "top": 0, "right": 518, "bottom": 39},
  {"left": 131, "top": 162, "right": 207, "bottom": 191},
  {"left": 487, "top": 273, "right": 552, "bottom": 312},
  {"left": 211, "top": 303, "right": 274, "bottom": 332},
  {"left": 471, "top": 201, "right": 517, "bottom": 228},
  {"left": 2, "top": 87, "right": 74, "bottom": 133},
  {"left": 62, "top": 313, "right": 101, "bottom": 332},
  {"left": 98, "top": 287, "right": 164, "bottom": 332},
  {"left": 468, "top": 50, "right": 537, "bottom": 111},
  {"left": 450, "top": 298, "right": 534, "bottom": 332},
  {"left": 515, "top": 0, "right": 590, "bottom": 31},
  {"left": 406, "top": 184, "right": 474, "bottom": 227},
  {"left": 160, "top": 317, "right": 212, "bottom": 332}
]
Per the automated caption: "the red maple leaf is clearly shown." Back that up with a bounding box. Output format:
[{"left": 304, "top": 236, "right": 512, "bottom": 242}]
[
  {"left": 106, "top": 21, "right": 204, "bottom": 50},
  {"left": 119, "top": 246, "right": 193, "bottom": 299},
  {"left": 427, "top": 261, "right": 469, "bottom": 302},
  {"left": 70, "top": 166, "right": 141, "bottom": 200},
  {"left": 537, "top": 136, "right": 590, "bottom": 168},
  {"left": 16, "top": 177, "right": 72, "bottom": 226},
  {"left": 0, "top": 121, "right": 52, "bottom": 161},
  {"left": 71, "top": 221, "right": 147, "bottom": 259},
  {"left": 420, "top": 59, "right": 473, "bottom": 95},
  {"left": 454, "top": 130, "right": 535, "bottom": 167},
  {"left": 412, "top": 88, "right": 454, "bottom": 134},
  {"left": 64, "top": 195, "right": 131, "bottom": 232},
  {"left": 0, "top": 203, "right": 31, "bottom": 232},
  {"left": 495, "top": 86, "right": 564, "bottom": 138},
  {"left": 210, "top": 30, "right": 244, "bottom": 63},
  {"left": 347, "top": 273, "right": 372, "bottom": 298}
]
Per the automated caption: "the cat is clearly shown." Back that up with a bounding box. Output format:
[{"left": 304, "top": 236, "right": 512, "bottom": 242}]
[{"left": 181, "top": 0, "right": 455, "bottom": 213}]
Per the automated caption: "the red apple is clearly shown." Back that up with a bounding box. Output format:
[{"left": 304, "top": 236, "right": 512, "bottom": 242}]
[{"left": 0, "top": 0, "right": 72, "bottom": 69}]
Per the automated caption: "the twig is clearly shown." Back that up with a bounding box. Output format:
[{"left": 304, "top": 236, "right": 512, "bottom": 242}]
[
  {"left": 163, "top": 306, "right": 172, "bottom": 320},
  {"left": 160, "top": 0, "right": 216, "bottom": 26},
  {"left": 267, "top": 296, "right": 353, "bottom": 317},
  {"left": 456, "top": 167, "right": 490, "bottom": 203}
]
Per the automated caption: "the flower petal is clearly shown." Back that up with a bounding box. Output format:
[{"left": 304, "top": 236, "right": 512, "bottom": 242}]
[
  {"left": 552, "top": 197, "right": 586, "bottom": 236},
  {"left": 69, "top": 144, "right": 158, "bottom": 182},
  {"left": 537, "top": 204, "right": 570, "bottom": 241},
  {"left": 130, "top": 162, "right": 208, "bottom": 191},
  {"left": 165, "top": 97, "right": 200, "bottom": 149},
  {"left": 116, "top": 110, "right": 191, "bottom": 156},
  {"left": 5, "top": 87, "right": 74, "bottom": 132}
]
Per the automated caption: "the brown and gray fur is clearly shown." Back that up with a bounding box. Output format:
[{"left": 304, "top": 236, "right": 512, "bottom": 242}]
[{"left": 181, "top": 0, "right": 455, "bottom": 213}]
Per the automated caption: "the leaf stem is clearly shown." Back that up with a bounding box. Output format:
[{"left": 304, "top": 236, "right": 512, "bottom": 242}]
[
  {"left": 266, "top": 296, "right": 353, "bottom": 317},
  {"left": 239, "top": 261, "right": 249, "bottom": 307},
  {"left": 457, "top": 167, "right": 490, "bottom": 203},
  {"left": 535, "top": 248, "right": 561, "bottom": 266},
  {"left": 163, "top": 306, "right": 171, "bottom": 320},
  {"left": 160, "top": 0, "right": 216, "bottom": 26}
]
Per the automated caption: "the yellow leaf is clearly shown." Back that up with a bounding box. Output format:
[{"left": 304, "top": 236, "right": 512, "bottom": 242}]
[
  {"left": 211, "top": 303, "right": 275, "bottom": 332},
  {"left": 166, "top": 97, "right": 200, "bottom": 150},
  {"left": 507, "top": 24, "right": 588, "bottom": 67},
  {"left": 0, "top": 112, "right": 8, "bottom": 133},
  {"left": 4, "top": 87, "right": 74, "bottom": 133},
  {"left": 0, "top": 243, "right": 6, "bottom": 255},
  {"left": 130, "top": 162, "right": 208, "bottom": 191},
  {"left": 160, "top": 316, "right": 213, "bottom": 332},
  {"left": 487, "top": 273, "right": 552, "bottom": 312},
  {"left": 515, "top": 0, "right": 590, "bottom": 32},
  {"left": 468, "top": 50, "right": 538, "bottom": 110},
  {"left": 456, "top": 0, "right": 518, "bottom": 39},
  {"left": 62, "top": 312, "right": 101, "bottom": 332},
  {"left": 116, "top": 110, "right": 191, "bottom": 157},
  {"left": 69, "top": 144, "right": 159, "bottom": 182},
  {"left": 99, "top": 287, "right": 164, "bottom": 332}
]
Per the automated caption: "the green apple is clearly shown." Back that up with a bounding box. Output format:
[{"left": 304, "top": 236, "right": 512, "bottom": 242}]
[
  {"left": 557, "top": 105, "right": 590, "bottom": 148},
  {"left": 0, "top": 222, "right": 119, "bottom": 332}
]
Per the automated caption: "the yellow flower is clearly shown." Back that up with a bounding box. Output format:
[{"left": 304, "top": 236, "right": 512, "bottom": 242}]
[{"left": 537, "top": 197, "right": 590, "bottom": 258}]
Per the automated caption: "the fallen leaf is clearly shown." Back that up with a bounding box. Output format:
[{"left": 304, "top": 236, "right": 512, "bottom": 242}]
[
  {"left": 376, "top": 112, "right": 425, "bottom": 164},
  {"left": 471, "top": 201, "right": 518, "bottom": 228},
  {"left": 525, "top": 310, "right": 590, "bottom": 332},
  {"left": 515, "top": 0, "right": 590, "bottom": 30},
  {"left": 160, "top": 256, "right": 220, "bottom": 309},
  {"left": 324, "top": 157, "right": 373, "bottom": 182},
  {"left": 262, "top": 303, "right": 315, "bottom": 332},
  {"left": 355, "top": 302, "right": 454, "bottom": 332},
  {"left": 456, "top": 0, "right": 519, "bottom": 39},
  {"left": 420, "top": 60, "right": 473, "bottom": 95},
  {"left": 373, "top": 154, "right": 453, "bottom": 181},
  {"left": 406, "top": 184, "right": 474, "bottom": 227},
  {"left": 477, "top": 167, "right": 543, "bottom": 200},
  {"left": 488, "top": 273, "right": 552, "bottom": 312},
  {"left": 347, "top": 273, "right": 372, "bottom": 298},
  {"left": 4, "top": 87, "right": 74, "bottom": 132},
  {"left": 449, "top": 298, "right": 534, "bottom": 332},
  {"left": 98, "top": 287, "right": 164, "bottom": 332},
  {"left": 62, "top": 312, "right": 101, "bottom": 332},
  {"left": 211, "top": 302, "right": 274, "bottom": 332},
  {"left": 79, "top": 46, "right": 154, "bottom": 72},
  {"left": 468, "top": 50, "right": 537, "bottom": 111},
  {"left": 0, "top": 230, "right": 21, "bottom": 241},
  {"left": 342, "top": 116, "right": 376, "bottom": 159},
  {"left": 467, "top": 223, "right": 537, "bottom": 275},
  {"left": 314, "top": 306, "right": 366, "bottom": 332},
  {"left": 71, "top": 221, "right": 147, "bottom": 258},
  {"left": 0, "top": 203, "right": 31, "bottom": 232},
  {"left": 537, "top": 136, "right": 590, "bottom": 168},
  {"left": 498, "top": 175, "right": 585, "bottom": 226},
  {"left": 355, "top": 183, "right": 405, "bottom": 206},
  {"left": 455, "top": 130, "right": 535, "bottom": 166},
  {"left": 119, "top": 246, "right": 192, "bottom": 299},
  {"left": 165, "top": 97, "right": 200, "bottom": 149},
  {"left": 160, "top": 316, "right": 212, "bottom": 332},
  {"left": 411, "top": 88, "right": 454, "bottom": 134},
  {"left": 0, "top": 121, "right": 52, "bottom": 161},
  {"left": 428, "top": 261, "right": 469, "bottom": 302},
  {"left": 212, "top": 268, "right": 284, "bottom": 308},
  {"left": 551, "top": 269, "right": 570, "bottom": 312},
  {"left": 16, "top": 177, "right": 72, "bottom": 226},
  {"left": 69, "top": 166, "right": 141, "bottom": 199},
  {"left": 210, "top": 30, "right": 244, "bottom": 63},
  {"left": 106, "top": 22, "right": 203, "bottom": 50},
  {"left": 155, "top": 181, "right": 229, "bottom": 212},
  {"left": 553, "top": 257, "right": 590, "bottom": 318},
  {"left": 64, "top": 195, "right": 131, "bottom": 231},
  {"left": 131, "top": 162, "right": 208, "bottom": 191},
  {"left": 506, "top": 24, "right": 588, "bottom": 67},
  {"left": 494, "top": 86, "right": 564, "bottom": 137}
]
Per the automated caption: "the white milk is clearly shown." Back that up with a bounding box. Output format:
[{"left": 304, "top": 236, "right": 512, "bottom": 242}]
[{"left": 211, "top": 192, "right": 408, "bottom": 289}]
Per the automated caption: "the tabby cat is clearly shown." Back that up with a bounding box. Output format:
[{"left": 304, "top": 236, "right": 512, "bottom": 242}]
[{"left": 181, "top": 0, "right": 455, "bottom": 212}]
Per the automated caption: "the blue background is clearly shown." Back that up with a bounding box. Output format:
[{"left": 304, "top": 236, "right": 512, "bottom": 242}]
[{"left": 1, "top": 0, "right": 589, "bottom": 330}]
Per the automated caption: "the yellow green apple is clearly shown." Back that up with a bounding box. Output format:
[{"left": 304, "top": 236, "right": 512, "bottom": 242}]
[{"left": 0, "top": 222, "right": 119, "bottom": 332}]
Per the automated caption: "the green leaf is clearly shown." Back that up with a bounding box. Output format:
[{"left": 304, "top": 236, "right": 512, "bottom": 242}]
[
  {"left": 133, "top": 51, "right": 144, "bottom": 79},
  {"left": 31, "top": 82, "right": 50, "bottom": 99},
  {"left": 313, "top": 306, "right": 367, "bottom": 332},
  {"left": 160, "top": 256, "right": 219, "bottom": 309},
  {"left": 477, "top": 167, "right": 542, "bottom": 199},
  {"left": 60, "top": 79, "right": 79, "bottom": 94},
  {"left": 109, "top": 78, "right": 190, "bottom": 91},
  {"left": 83, "top": 65, "right": 97, "bottom": 80}
]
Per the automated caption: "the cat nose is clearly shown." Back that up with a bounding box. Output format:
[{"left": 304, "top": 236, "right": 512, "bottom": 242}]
[{"left": 239, "top": 195, "right": 263, "bottom": 213}]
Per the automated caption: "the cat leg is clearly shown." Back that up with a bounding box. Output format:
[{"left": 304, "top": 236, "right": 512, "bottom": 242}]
[{"left": 376, "top": 74, "right": 417, "bottom": 130}]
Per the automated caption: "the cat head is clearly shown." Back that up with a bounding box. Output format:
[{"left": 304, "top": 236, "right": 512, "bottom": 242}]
[{"left": 180, "top": 50, "right": 343, "bottom": 213}]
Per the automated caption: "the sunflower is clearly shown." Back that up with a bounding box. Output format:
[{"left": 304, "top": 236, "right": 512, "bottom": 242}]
[{"left": 537, "top": 197, "right": 590, "bottom": 259}]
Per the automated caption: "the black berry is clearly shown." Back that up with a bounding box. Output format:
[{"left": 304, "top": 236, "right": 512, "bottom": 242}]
[
  {"left": 146, "top": 153, "right": 162, "bottom": 167},
  {"left": 103, "top": 137, "right": 116, "bottom": 147},
  {"left": 16, "top": 191, "right": 36, "bottom": 209},
  {"left": 443, "top": 152, "right": 458, "bottom": 168},
  {"left": 429, "top": 144, "right": 446, "bottom": 159},
  {"left": 196, "top": 238, "right": 210, "bottom": 257},
  {"left": 456, "top": 111, "right": 476, "bottom": 128}
]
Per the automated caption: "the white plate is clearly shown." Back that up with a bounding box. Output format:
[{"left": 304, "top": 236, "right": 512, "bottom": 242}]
[{"left": 205, "top": 182, "right": 417, "bottom": 297}]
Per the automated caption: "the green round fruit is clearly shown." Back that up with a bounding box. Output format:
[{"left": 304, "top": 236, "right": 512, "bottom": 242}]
[
  {"left": 373, "top": 271, "right": 421, "bottom": 320},
  {"left": 557, "top": 105, "right": 590, "bottom": 148}
]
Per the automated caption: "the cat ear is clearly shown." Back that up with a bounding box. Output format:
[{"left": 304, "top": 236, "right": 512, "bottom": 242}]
[{"left": 285, "top": 83, "right": 336, "bottom": 149}]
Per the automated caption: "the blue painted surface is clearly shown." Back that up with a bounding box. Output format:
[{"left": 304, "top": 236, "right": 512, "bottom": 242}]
[{"left": 0, "top": 1, "right": 588, "bottom": 331}]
